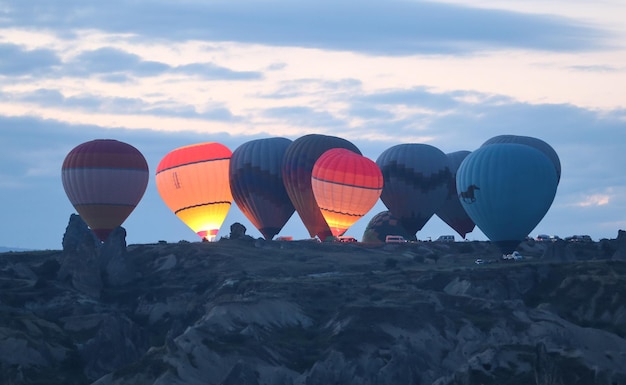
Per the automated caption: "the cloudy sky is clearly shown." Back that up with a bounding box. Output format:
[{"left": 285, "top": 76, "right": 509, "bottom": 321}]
[{"left": 1, "top": 0, "right": 625, "bottom": 250}]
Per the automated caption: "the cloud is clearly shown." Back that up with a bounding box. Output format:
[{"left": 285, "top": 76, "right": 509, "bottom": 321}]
[
  {"left": 263, "top": 106, "right": 346, "bottom": 129},
  {"left": 63, "top": 47, "right": 262, "bottom": 80},
  {"left": 356, "top": 87, "right": 463, "bottom": 110},
  {"left": 568, "top": 64, "right": 621, "bottom": 73},
  {"left": 0, "top": 43, "right": 60, "bottom": 75},
  {"left": 575, "top": 194, "right": 611, "bottom": 207},
  {"left": 2, "top": 1, "right": 609, "bottom": 56},
  {"left": 2, "top": 88, "right": 238, "bottom": 121},
  {"left": 347, "top": 104, "right": 396, "bottom": 120},
  {"left": 69, "top": 47, "right": 169, "bottom": 76},
  {"left": 173, "top": 63, "right": 262, "bottom": 80}
]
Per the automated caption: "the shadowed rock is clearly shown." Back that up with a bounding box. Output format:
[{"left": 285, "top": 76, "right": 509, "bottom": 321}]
[
  {"left": 2, "top": 231, "right": 626, "bottom": 385},
  {"left": 613, "top": 229, "right": 626, "bottom": 260},
  {"left": 58, "top": 214, "right": 102, "bottom": 297},
  {"left": 58, "top": 214, "right": 133, "bottom": 296},
  {"left": 230, "top": 222, "right": 247, "bottom": 239},
  {"left": 100, "top": 226, "right": 135, "bottom": 286},
  {"left": 541, "top": 239, "right": 575, "bottom": 262}
]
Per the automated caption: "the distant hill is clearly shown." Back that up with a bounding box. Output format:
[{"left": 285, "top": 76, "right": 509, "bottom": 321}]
[{"left": 0, "top": 246, "right": 34, "bottom": 253}]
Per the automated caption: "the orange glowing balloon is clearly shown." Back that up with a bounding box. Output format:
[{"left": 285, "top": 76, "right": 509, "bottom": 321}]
[
  {"left": 311, "top": 149, "right": 383, "bottom": 237},
  {"left": 155, "top": 142, "right": 233, "bottom": 241}
]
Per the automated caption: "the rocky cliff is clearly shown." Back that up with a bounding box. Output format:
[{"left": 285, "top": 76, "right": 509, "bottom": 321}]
[{"left": 0, "top": 219, "right": 625, "bottom": 384}]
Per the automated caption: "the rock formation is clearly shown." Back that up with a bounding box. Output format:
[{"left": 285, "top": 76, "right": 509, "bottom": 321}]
[
  {"left": 100, "top": 226, "right": 135, "bottom": 286},
  {"left": 1, "top": 234, "right": 625, "bottom": 384},
  {"left": 613, "top": 229, "right": 626, "bottom": 260},
  {"left": 57, "top": 214, "right": 133, "bottom": 296},
  {"left": 541, "top": 238, "right": 576, "bottom": 262},
  {"left": 229, "top": 222, "right": 247, "bottom": 239},
  {"left": 58, "top": 213, "right": 103, "bottom": 297}
]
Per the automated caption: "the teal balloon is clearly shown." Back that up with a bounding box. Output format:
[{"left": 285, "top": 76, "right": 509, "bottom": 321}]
[
  {"left": 482, "top": 135, "right": 561, "bottom": 183},
  {"left": 456, "top": 143, "right": 558, "bottom": 254}
]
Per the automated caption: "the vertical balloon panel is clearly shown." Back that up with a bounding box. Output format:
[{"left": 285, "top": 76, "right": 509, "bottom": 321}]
[
  {"left": 61, "top": 139, "right": 149, "bottom": 241},
  {"left": 156, "top": 142, "right": 233, "bottom": 241},
  {"left": 435, "top": 150, "right": 475, "bottom": 239}
]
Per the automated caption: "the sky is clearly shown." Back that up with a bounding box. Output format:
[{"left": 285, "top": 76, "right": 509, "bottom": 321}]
[{"left": 1, "top": 0, "right": 625, "bottom": 250}]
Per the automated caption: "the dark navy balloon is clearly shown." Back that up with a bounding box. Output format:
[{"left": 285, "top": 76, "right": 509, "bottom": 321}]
[
  {"left": 376, "top": 144, "right": 450, "bottom": 237},
  {"left": 229, "top": 137, "right": 295, "bottom": 240},
  {"left": 435, "top": 151, "right": 475, "bottom": 239},
  {"left": 362, "top": 210, "right": 412, "bottom": 244},
  {"left": 282, "top": 134, "right": 361, "bottom": 240},
  {"left": 456, "top": 143, "right": 558, "bottom": 254},
  {"left": 482, "top": 135, "right": 561, "bottom": 183}
]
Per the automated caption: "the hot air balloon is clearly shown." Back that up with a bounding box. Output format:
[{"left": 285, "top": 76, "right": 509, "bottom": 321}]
[
  {"left": 311, "top": 148, "right": 383, "bottom": 237},
  {"left": 61, "top": 139, "right": 149, "bottom": 241},
  {"left": 376, "top": 143, "right": 450, "bottom": 237},
  {"left": 482, "top": 135, "right": 561, "bottom": 183},
  {"left": 229, "top": 137, "right": 295, "bottom": 240},
  {"left": 456, "top": 143, "right": 558, "bottom": 254},
  {"left": 282, "top": 134, "right": 361, "bottom": 240},
  {"left": 362, "top": 210, "right": 412, "bottom": 244},
  {"left": 155, "top": 142, "right": 233, "bottom": 241},
  {"left": 435, "top": 151, "right": 475, "bottom": 239}
]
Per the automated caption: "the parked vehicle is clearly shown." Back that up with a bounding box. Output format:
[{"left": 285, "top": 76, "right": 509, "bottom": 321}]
[
  {"left": 565, "top": 235, "right": 593, "bottom": 243},
  {"left": 474, "top": 259, "right": 484, "bottom": 265},
  {"left": 502, "top": 251, "right": 523, "bottom": 260},
  {"left": 536, "top": 234, "right": 551, "bottom": 242},
  {"left": 337, "top": 236, "right": 357, "bottom": 243},
  {"left": 385, "top": 235, "right": 408, "bottom": 243},
  {"left": 436, "top": 235, "right": 455, "bottom": 242}
]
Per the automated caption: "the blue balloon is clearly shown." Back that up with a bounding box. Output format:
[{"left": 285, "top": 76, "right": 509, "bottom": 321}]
[
  {"left": 482, "top": 135, "right": 561, "bottom": 183},
  {"left": 456, "top": 143, "right": 558, "bottom": 254}
]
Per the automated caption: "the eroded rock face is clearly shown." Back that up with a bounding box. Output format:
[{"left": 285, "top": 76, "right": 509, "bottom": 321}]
[
  {"left": 229, "top": 222, "right": 247, "bottom": 239},
  {"left": 100, "top": 226, "right": 135, "bottom": 286},
  {"left": 613, "top": 229, "right": 626, "bottom": 260},
  {"left": 541, "top": 239, "right": 576, "bottom": 262},
  {"left": 58, "top": 214, "right": 133, "bottom": 296},
  {"left": 1, "top": 235, "right": 626, "bottom": 385},
  {"left": 58, "top": 214, "right": 102, "bottom": 297}
]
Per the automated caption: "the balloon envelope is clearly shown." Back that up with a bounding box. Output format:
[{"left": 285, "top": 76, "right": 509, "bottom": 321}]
[
  {"left": 61, "top": 139, "right": 149, "bottom": 241},
  {"left": 312, "top": 149, "right": 383, "bottom": 237},
  {"left": 376, "top": 143, "right": 450, "bottom": 237},
  {"left": 482, "top": 135, "right": 561, "bottom": 183},
  {"left": 362, "top": 210, "right": 412, "bottom": 244},
  {"left": 282, "top": 134, "right": 361, "bottom": 240},
  {"left": 435, "top": 151, "right": 475, "bottom": 239},
  {"left": 156, "top": 142, "right": 233, "bottom": 241},
  {"left": 229, "top": 137, "right": 295, "bottom": 240},
  {"left": 456, "top": 143, "right": 558, "bottom": 254}
]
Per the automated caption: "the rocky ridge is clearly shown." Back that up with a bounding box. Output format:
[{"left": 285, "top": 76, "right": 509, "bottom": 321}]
[{"left": 0, "top": 216, "right": 625, "bottom": 384}]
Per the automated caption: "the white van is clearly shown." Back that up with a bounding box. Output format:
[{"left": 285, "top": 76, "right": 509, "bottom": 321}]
[
  {"left": 385, "top": 235, "right": 407, "bottom": 243},
  {"left": 436, "top": 235, "right": 455, "bottom": 242}
]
